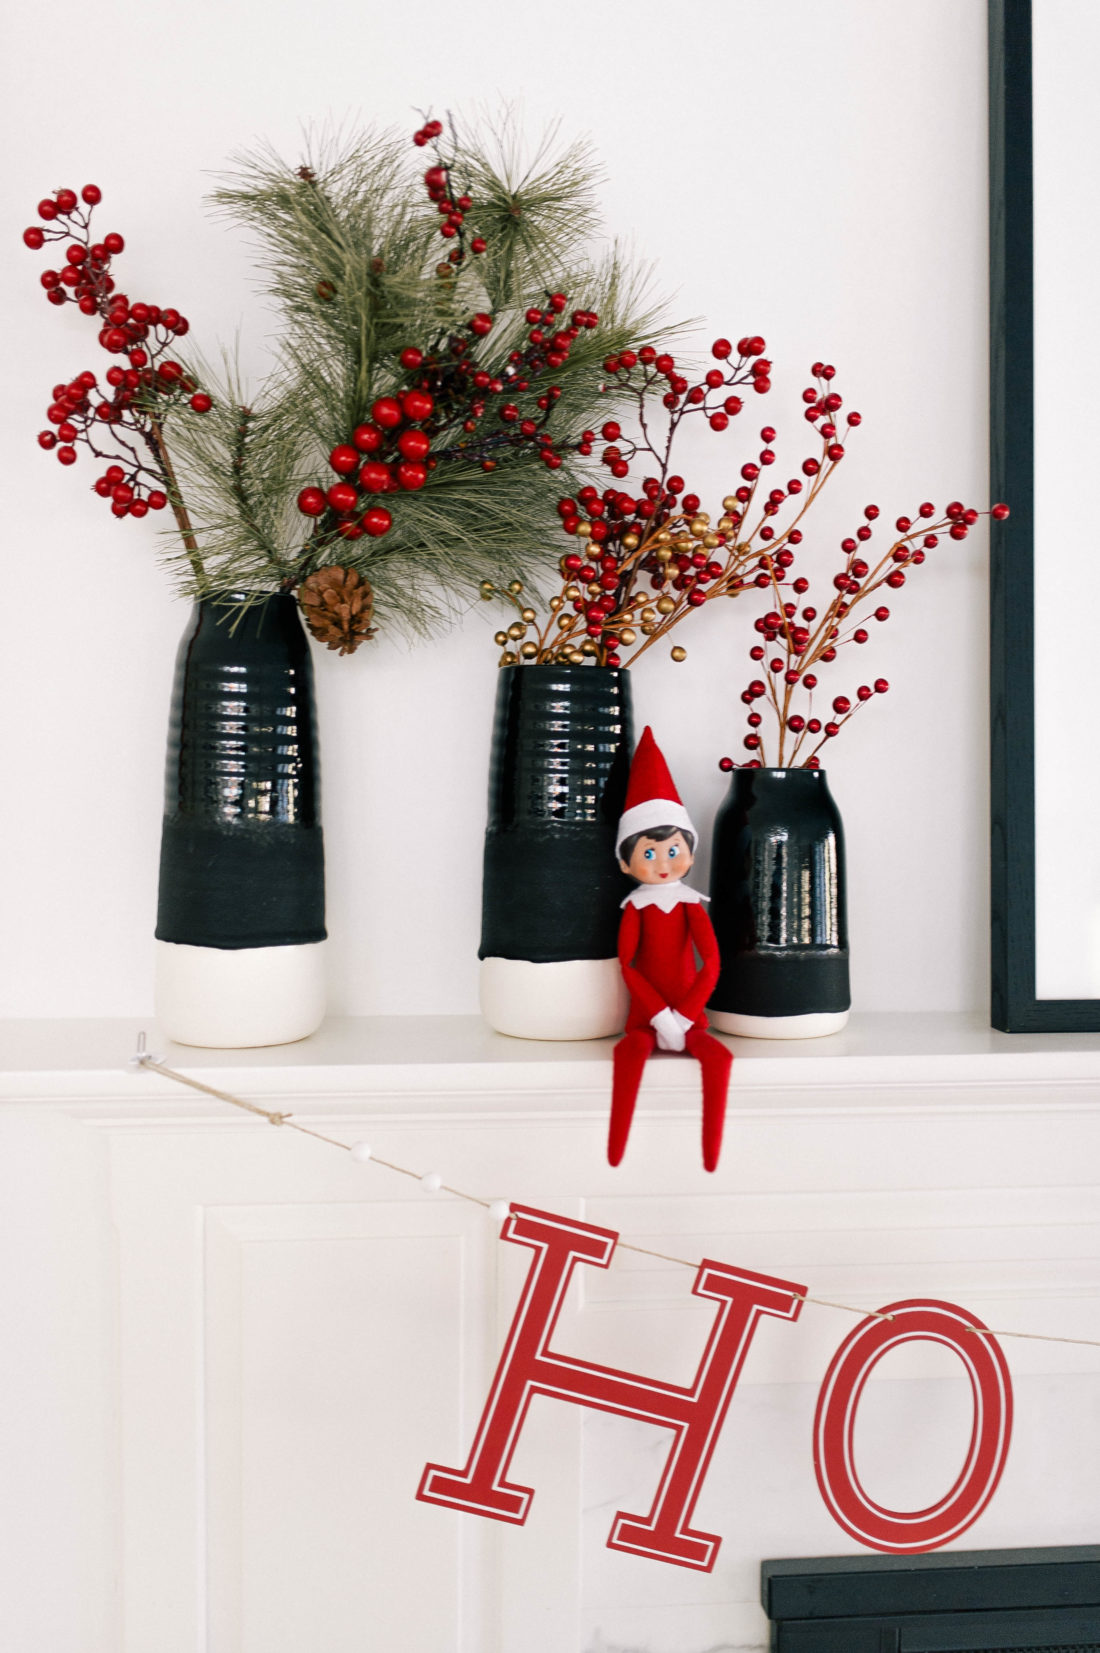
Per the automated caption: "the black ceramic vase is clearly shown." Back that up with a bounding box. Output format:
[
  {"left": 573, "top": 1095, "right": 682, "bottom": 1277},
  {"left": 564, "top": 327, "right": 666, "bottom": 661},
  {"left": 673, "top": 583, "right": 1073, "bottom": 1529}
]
[
  {"left": 154, "top": 593, "right": 326, "bottom": 1047},
  {"left": 707, "top": 766, "right": 849, "bottom": 1038},
  {"left": 479, "top": 663, "right": 634, "bottom": 1039}
]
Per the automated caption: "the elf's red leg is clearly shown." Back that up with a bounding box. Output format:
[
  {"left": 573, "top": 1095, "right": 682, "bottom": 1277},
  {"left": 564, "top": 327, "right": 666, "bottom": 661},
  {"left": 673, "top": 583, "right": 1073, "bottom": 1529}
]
[
  {"left": 685, "top": 1028, "right": 734, "bottom": 1173},
  {"left": 609, "top": 1028, "right": 657, "bottom": 1167}
]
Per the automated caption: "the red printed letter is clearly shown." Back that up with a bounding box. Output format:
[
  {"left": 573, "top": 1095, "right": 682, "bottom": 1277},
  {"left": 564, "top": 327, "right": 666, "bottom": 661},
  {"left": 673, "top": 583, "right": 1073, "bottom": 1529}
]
[
  {"left": 814, "top": 1298, "right": 1013, "bottom": 1553},
  {"left": 417, "top": 1204, "right": 805, "bottom": 1571}
]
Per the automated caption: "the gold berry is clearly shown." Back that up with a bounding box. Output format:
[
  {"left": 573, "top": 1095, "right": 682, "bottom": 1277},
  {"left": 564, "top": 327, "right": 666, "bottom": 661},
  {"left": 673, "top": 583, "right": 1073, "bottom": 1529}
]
[
  {"left": 494, "top": 630, "right": 508, "bottom": 646},
  {"left": 618, "top": 627, "right": 637, "bottom": 646},
  {"left": 521, "top": 607, "right": 536, "bottom": 623},
  {"left": 670, "top": 645, "right": 687, "bottom": 662},
  {"left": 656, "top": 596, "right": 676, "bottom": 615},
  {"left": 507, "top": 621, "right": 526, "bottom": 640},
  {"left": 520, "top": 641, "right": 538, "bottom": 659}
]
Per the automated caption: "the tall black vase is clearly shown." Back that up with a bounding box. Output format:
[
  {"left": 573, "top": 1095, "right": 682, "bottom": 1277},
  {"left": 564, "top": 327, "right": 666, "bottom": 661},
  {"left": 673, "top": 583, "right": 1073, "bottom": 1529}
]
[
  {"left": 707, "top": 766, "right": 850, "bottom": 1038},
  {"left": 154, "top": 593, "right": 326, "bottom": 1047},
  {"left": 479, "top": 663, "right": 633, "bottom": 1039}
]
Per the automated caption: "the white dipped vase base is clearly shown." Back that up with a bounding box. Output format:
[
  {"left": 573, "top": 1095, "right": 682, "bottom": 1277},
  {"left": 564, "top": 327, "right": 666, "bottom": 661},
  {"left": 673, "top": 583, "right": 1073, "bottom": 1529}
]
[
  {"left": 708, "top": 1007, "right": 850, "bottom": 1040},
  {"left": 480, "top": 956, "right": 628, "bottom": 1041},
  {"left": 155, "top": 940, "right": 327, "bottom": 1048}
]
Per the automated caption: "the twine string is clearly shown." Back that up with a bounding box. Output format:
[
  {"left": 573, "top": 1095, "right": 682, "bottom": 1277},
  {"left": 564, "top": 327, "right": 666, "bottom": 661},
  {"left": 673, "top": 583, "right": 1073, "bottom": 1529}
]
[{"left": 133, "top": 1047, "right": 1100, "bottom": 1351}]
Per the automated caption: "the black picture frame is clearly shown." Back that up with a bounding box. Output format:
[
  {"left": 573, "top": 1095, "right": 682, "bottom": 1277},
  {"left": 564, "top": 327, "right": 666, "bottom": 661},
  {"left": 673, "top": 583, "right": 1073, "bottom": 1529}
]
[{"left": 988, "top": 0, "right": 1100, "bottom": 1029}]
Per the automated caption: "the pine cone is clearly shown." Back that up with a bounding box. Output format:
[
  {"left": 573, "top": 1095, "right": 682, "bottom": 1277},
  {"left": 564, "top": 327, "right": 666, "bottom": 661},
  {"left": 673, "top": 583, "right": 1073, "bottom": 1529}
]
[{"left": 298, "top": 566, "right": 376, "bottom": 655}]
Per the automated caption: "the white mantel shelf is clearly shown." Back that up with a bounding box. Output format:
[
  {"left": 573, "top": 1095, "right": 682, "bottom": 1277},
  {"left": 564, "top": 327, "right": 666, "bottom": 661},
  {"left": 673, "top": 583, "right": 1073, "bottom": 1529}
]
[{"left": 4, "top": 1011, "right": 1100, "bottom": 1116}]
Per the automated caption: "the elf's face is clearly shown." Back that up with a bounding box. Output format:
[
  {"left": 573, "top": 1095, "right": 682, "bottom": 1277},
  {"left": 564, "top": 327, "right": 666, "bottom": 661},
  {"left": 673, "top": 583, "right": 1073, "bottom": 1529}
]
[{"left": 621, "top": 832, "right": 694, "bottom": 885}]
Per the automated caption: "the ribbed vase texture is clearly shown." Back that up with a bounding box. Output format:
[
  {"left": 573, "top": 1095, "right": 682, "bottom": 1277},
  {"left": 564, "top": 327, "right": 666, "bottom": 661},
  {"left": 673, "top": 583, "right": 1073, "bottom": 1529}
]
[
  {"left": 708, "top": 766, "right": 849, "bottom": 1017},
  {"left": 156, "top": 593, "right": 325, "bottom": 950},
  {"left": 480, "top": 664, "right": 634, "bottom": 963}
]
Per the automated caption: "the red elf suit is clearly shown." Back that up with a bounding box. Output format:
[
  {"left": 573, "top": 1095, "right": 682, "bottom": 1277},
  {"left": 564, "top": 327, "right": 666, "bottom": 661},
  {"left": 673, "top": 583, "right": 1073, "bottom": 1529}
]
[{"left": 609, "top": 728, "right": 733, "bottom": 1173}]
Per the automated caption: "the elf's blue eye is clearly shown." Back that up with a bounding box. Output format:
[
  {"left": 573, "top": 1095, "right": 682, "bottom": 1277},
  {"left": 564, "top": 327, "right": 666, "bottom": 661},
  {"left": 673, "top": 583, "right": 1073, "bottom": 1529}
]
[
  {"left": 668, "top": 845, "right": 679, "bottom": 857},
  {"left": 643, "top": 848, "right": 655, "bottom": 860}
]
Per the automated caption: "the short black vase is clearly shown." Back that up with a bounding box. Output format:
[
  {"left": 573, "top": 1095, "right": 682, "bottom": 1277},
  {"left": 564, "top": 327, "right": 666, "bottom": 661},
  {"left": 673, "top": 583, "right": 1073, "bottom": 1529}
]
[
  {"left": 479, "top": 663, "right": 633, "bottom": 1039},
  {"left": 154, "top": 593, "right": 327, "bottom": 1047},
  {"left": 707, "top": 766, "right": 850, "bottom": 1038}
]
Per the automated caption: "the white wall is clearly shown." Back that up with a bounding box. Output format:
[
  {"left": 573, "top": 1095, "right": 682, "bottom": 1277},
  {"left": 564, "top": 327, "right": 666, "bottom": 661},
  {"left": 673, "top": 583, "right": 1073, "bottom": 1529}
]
[{"left": 0, "top": 0, "right": 991, "bottom": 1021}]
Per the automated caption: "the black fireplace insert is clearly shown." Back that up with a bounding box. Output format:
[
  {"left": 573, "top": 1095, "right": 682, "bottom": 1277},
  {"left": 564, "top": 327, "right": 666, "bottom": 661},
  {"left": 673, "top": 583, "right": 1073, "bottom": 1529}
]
[{"left": 761, "top": 1545, "right": 1100, "bottom": 1651}]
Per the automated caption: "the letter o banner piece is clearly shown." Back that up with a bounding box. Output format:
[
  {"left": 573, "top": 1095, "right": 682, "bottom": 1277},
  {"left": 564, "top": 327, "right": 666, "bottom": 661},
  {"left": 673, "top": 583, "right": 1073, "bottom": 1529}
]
[{"left": 813, "top": 1298, "right": 1013, "bottom": 1553}]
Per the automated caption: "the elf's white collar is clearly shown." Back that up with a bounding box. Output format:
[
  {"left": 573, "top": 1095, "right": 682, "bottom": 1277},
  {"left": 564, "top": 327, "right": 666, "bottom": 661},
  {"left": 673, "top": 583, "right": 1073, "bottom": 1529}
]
[{"left": 622, "top": 882, "right": 710, "bottom": 912}]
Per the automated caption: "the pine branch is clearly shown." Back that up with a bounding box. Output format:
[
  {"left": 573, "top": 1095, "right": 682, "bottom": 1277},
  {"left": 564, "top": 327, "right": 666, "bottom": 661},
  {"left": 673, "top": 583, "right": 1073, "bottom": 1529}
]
[{"left": 178, "top": 115, "right": 679, "bottom": 629}]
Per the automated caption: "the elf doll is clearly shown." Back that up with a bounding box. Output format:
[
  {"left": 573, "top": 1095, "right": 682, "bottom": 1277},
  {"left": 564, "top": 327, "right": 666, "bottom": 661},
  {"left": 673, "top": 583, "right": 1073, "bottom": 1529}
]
[{"left": 609, "top": 727, "right": 733, "bottom": 1173}]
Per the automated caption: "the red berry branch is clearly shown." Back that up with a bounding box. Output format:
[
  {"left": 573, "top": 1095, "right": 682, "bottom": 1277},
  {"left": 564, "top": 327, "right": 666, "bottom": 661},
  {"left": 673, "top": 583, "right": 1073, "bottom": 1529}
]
[
  {"left": 23, "top": 184, "right": 212, "bottom": 578},
  {"left": 412, "top": 115, "right": 490, "bottom": 264},
  {"left": 713, "top": 365, "right": 1010, "bottom": 768},
  {"left": 481, "top": 335, "right": 853, "bottom": 668}
]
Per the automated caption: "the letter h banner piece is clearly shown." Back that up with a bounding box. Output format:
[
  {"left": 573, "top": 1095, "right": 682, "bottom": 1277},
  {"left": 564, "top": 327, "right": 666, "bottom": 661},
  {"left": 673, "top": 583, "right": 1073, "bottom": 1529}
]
[{"left": 416, "top": 1204, "right": 806, "bottom": 1571}]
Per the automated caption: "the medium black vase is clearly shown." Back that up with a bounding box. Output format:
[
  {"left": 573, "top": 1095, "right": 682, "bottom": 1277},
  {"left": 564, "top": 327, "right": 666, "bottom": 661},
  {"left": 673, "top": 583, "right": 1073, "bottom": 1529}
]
[
  {"left": 154, "top": 593, "right": 326, "bottom": 1046},
  {"left": 479, "top": 664, "right": 633, "bottom": 1038},
  {"left": 708, "top": 766, "right": 849, "bottom": 1037}
]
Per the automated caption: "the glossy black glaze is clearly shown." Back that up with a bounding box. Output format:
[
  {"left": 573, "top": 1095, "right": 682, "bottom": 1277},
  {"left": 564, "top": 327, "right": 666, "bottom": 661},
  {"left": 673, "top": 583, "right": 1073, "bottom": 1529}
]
[
  {"left": 156, "top": 594, "right": 326, "bottom": 949},
  {"left": 479, "top": 664, "right": 634, "bottom": 962},
  {"left": 708, "top": 767, "right": 849, "bottom": 1017}
]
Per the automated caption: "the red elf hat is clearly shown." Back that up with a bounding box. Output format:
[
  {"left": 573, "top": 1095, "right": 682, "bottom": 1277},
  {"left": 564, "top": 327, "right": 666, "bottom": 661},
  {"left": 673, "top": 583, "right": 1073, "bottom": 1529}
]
[{"left": 615, "top": 726, "right": 697, "bottom": 858}]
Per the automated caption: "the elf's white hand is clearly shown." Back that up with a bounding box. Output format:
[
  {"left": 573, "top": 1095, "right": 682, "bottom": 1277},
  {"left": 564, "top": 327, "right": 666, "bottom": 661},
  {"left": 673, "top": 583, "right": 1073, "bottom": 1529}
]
[{"left": 651, "top": 1006, "right": 687, "bottom": 1052}]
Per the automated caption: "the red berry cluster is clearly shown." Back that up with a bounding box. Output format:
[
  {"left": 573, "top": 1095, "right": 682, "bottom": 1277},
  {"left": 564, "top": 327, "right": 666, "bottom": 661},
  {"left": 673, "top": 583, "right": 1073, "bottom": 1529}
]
[
  {"left": 713, "top": 367, "right": 1011, "bottom": 766},
  {"left": 24, "top": 186, "right": 211, "bottom": 521},
  {"left": 296, "top": 294, "right": 599, "bottom": 542},
  {"left": 485, "top": 336, "right": 776, "bottom": 668},
  {"left": 414, "top": 119, "right": 489, "bottom": 265}
]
